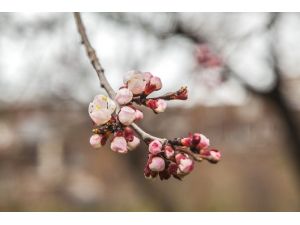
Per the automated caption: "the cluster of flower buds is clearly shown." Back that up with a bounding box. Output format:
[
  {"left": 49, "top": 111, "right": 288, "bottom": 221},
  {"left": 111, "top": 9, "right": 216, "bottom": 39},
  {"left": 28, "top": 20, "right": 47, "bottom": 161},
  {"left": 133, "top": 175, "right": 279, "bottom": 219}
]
[
  {"left": 144, "top": 133, "right": 221, "bottom": 180},
  {"left": 115, "top": 70, "right": 188, "bottom": 113},
  {"left": 88, "top": 70, "right": 220, "bottom": 181},
  {"left": 88, "top": 94, "right": 141, "bottom": 153}
]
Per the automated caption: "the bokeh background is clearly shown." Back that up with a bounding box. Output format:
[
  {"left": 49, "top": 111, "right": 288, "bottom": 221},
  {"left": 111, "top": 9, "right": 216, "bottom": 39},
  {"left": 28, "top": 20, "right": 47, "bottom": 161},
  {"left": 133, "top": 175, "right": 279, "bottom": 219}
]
[{"left": 0, "top": 12, "right": 299, "bottom": 211}]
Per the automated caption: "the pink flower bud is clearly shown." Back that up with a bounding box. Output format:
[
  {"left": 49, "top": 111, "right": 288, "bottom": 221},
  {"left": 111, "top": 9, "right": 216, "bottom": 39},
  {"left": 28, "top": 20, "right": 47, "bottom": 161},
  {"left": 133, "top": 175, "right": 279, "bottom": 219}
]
[
  {"left": 118, "top": 106, "right": 136, "bottom": 126},
  {"left": 164, "top": 145, "right": 175, "bottom": 159},
  {"left": 134, "top": 109, "right": 144, "bottom": 121},
  {"left": 88, "top": 95, "right": 116, "bottom": 125},
  {"left": 144, "top": 75, "right": 162, "bottom": 95},
  {"left": 181, "top": 137, "right": 192, "bottom": 147},
  {"left": 149, "top": 140, "right": 162, "bottom": 155},
  {"left": 150, "top": 76, "right": 162, "bottom": 91},
  {"left": 178, "top": 158, "right": 194, "bottom": 173},
  {"left": 154, "top": 99, "right": 167, "bottom": 113},
  {"left": 210, "top": 149, "right": 221, "bottom": 161},
  {"left": 115, "top": 88, "right": 133, "bottom": 105},
  {"left": 127, "top": 136, "right": 140, "bottom": 150},
  {"left": 89, "top": 134, "right": 104, "bottom": 148},
  {"left": 201, "top": 149, "right": 221, "bottom": 163},
  {"left": 175, "top": 153, "right": 188, "bottom": 164},
  {"left": 124, "top": 70, "right": 147, "bottom": 95},
  {"left": 197, "top": 134, "right": 210, "bottom": 149},
  {"left": 149, "top": 157, "right": 165, "bottom": 172},
  {"left": 111, "top": 136, "right": 128, "bottom": 154}
]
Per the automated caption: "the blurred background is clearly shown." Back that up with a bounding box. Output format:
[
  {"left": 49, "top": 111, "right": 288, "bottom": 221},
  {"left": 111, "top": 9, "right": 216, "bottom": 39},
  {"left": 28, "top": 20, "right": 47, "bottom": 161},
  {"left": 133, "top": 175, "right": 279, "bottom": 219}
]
[{"left": 0, "top": 12, "right": 299, "bottom": 211}]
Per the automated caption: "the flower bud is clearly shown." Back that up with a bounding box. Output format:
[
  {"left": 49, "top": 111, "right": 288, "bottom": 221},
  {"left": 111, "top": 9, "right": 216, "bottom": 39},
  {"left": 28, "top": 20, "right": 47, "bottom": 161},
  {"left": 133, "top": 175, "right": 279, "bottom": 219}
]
[
  {"left": 123, "top": 127, "right": 134, "bottom": 142},
  {"left": 164, "top": 145, "right": 175, "bottom": 159},
  {"left": 175, "top": 153, "right": 188, "bottom": 164},
  {"left": 192, "top": 133, "right": 201, "bottom": 146},
  {"left": 115, "top": 88, "right": 133, "bottom": 105},
  {"left": 118, "top": 106, "right": 136, "bottom": 126},
  {"left": 150, "top": 76, "right": 162, "bottom": 91},
  {"left": 149, "top": 157, "right": 165, "bottom": 172},
  {"left": 178, "top": 158, "right": 194, "bottom": 174},
  {"left": 201, "top": 149, "right": 221, "bottom": 163},
  {"left": 149, "top": 140, "right": 162, "bottom": 155},
  {"left": 89, "top": 134, "right": 104, "bottom": 148},
  {"left": 144, "top": 165, "right": 158, "bottom": 179},
  {"left": 176, "top": 86, "right": 188, "bottom": 100},
  {"left": 154, "top": 99, "right": 167, "bottom": 113},
  {"left": 134, "top": 109, "right": 144, "bottom": 121},
  {"left": 88, "top": 95, "right": 116, "bottom": 125},
  {"left": 197, "top": 134, "right": 210, "bottom": 149},
  {"left": 181, "top": 137, "right": 192, "bottom": 147},
  {"left": 144, "top": 75, "right": 162, "bottom": 95},
  {"left": 111, "top": 136, "right": 128, "bottom": 154},
  {"left": 127, "top": 136, "right": 140, "bottom": 150},
  {"left": 146, "top": 99, "right": 157, "bottom": 109},
  {"left": 125, "top": 70, "right": 147, "bottom": 95}
]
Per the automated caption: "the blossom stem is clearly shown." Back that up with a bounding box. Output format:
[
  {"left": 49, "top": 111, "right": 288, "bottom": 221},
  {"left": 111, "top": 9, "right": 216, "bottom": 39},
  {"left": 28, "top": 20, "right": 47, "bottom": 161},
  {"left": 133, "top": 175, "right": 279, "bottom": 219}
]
[{"left": 74, "top": 12, "right": 166, "bottom": 144}]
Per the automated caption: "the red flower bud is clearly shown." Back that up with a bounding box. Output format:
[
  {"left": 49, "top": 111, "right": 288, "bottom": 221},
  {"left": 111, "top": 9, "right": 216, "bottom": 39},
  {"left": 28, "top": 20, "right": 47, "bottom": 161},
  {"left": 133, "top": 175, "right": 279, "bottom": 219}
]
[
  {"left": 124, "top": 127, "right": 134, "bottom": 142},
  {"left": 164, "top": 145, "right": 175, "bottom": 159},
  {"left": 181, "top": 137, "right": 192, "bottom": 147},
  {"left": 146, "top": 99, "right": 158, "bottom": 109},
  {"left": 176, "top": 86, "right": 188, "bottom": 100},
  {"left": 200, "top": 149, "right": 221, "bottom": 163},
  {"left": 175, "top": 153, "right": 188, "bottom": 164},
  {"left": 168, "top": 163, "right": 178, "bottom": 175},
  {"left": 191, "top": 133, "right": 201, "bottom": 146}
]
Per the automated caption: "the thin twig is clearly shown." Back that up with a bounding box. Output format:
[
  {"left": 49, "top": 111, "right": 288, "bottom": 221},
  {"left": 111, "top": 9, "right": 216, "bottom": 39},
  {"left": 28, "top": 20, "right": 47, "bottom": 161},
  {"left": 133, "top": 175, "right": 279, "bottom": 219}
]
[{"left": 73, "top": 12, "right": 166, "bottom": 143}]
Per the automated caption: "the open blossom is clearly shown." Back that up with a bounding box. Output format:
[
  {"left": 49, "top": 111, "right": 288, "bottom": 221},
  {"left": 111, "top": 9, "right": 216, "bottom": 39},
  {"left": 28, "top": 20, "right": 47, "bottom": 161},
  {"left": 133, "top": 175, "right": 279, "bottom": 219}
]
[
  {"left": 86, "top": 68, "right": 220, "bottom": 181},
  {"left": 115, "top": 88, "right": 133, "bottom": 105},
  {"left": 149, "top": 140, "right": 162, "bottom": 155},
  {"left": 89, "top": 134, "right": 104, "bottom": 148},
  {"left": 143, "top": 72, "right": 153, "bottom": 83},
  {"left": 88, "top": 95, "right": 116, "bottom": 125},
  {"left": 111, "top": 136, "right": 128, "bottom": 153},
  {"left": 118, "top": 106, "right": 136, "bottom": 126},
  {"left": 124, "top": 70, "right": 147, "bottom": 95},
  {"left": 127, "top": 136, "right": 140, "bottom": 150},
  {"left": 149, "top": 157, "right": 165, "bottom": 172}
]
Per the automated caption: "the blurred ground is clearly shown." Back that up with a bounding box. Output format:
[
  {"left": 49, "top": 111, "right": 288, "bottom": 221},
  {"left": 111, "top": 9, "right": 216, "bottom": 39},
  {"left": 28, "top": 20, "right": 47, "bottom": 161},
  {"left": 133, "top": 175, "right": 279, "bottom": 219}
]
[{"left": 0, "top": 98, "right": 299, "bottom": 211}]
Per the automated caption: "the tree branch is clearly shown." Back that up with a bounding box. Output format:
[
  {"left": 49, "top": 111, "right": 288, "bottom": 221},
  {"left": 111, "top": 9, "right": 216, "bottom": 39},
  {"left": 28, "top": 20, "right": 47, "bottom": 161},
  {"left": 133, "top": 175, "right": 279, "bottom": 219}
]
[{"left": 73, "top": 12, "right": 166, "bottom": 144}]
